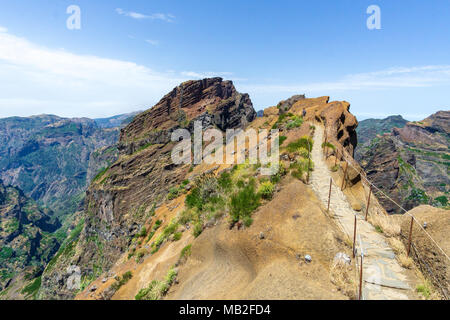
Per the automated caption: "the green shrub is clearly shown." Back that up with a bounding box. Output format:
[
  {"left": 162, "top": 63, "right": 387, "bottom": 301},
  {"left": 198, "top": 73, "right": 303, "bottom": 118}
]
[
  {"left": 407, "top": 188, "right": 429, "bottom": 204},
  {"left": 242, "top": 216, "right": 253, "bottom": 227},
  {"left": 111, "top": 271, "right": 133, "bottom": 291},
  {"left": 186, "top": 187, "right": 203, "bottom": 210},
  {"left": 137, "top": 226, "right": 147, "bottom": 238},
  {"left": 168, "top": 187, "right": 179, "bottom": 200},
  {"left": 135, "top": 268, "right": 178, "bottom": 300},
  {"left": 135, "top": 249, "right": 147, "bottom": 262},
  {"left": 278, "top": 136, "right": 287, "bottom": 146},
  {"left": 218, "top": 172, "right": 232, "bottom": 190},
  {"left": 286, "top": 136, "right": 314, "bottom": 153},
  {"left": 416, "top": 283, "right": 431, "bottom": 299},
  {"left": 258, "top": 181, "right": 275, "bottom": 199},
  {"left": 286, "top": 116, "right": 303, "bottom": 129},
  {"left": 434, "top": 196, "right": 448, "bottom": 207},
  {"left": 193, "top": 222, "right": 203, "bottom": 238},
  {"left": 173, "top": 232, "right": 182, "bottom": 241},
  {"left": 180, "top": 244, "right": 192, "bottom": 261},
  {"left": 165, "top": 267, "right": 178, "bottom": 286},
  {"left": 230, "top": 180, "right": 260, "bottom": 222}
]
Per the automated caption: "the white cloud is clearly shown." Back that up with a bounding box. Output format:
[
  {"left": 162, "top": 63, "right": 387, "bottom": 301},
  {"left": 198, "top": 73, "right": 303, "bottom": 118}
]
[
  {"left": 145, "top": 39, "right": 159, "bottom": 46},
  {"left": 242, "top": 65, "right": 450, "bottom": 94},
  {"left": 0, "top": 28, "right": 186, "bottom": 118},
  {"left": 0, "top": 26, "right": 7, "bottom": 33},
  {"left": 116, "top": 8, "right": 175, "bottom": 22}
]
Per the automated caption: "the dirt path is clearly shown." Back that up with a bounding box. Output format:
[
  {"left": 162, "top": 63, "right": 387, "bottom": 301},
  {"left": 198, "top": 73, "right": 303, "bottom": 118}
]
[{"left": 310, "top": 125, "right": 418, "bottom": 300}]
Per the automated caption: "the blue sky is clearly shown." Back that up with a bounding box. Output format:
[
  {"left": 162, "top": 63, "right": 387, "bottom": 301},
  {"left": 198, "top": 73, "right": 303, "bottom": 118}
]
[{"left": 0, "top": 0, "right": 449, "bottom": 120}]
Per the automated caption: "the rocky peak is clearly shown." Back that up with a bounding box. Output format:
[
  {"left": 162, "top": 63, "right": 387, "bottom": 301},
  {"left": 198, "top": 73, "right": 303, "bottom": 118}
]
[{"left": 119, "top": 78, "right": 255, "bottom": 154}]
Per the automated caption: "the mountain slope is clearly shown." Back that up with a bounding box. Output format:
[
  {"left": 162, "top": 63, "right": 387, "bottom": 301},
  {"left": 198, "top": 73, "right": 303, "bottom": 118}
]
[
  {"left": 0, "top": 114, "right": 136, "bottom": 219},
  {"left": 38, "top": 77, "right": 256, "bottom": 299},
  {"left": 70, "top": 95, "right": 367, "bottom": 300},
  {"left": 0, "top": 179, "right": 61, "bottom": 299},
  {"left": 355, "top": 115, "right": 408, "bottom": 161},
  {"left": 358, "top": 111, "right": 449, "bottom": 214}
]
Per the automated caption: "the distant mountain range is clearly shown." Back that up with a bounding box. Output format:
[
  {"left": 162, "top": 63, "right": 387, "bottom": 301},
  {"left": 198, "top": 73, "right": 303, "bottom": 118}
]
[
  {"left": 356, "top": 112, "right": 449, "bottom": 213},
  {"left": 0, "top": 112, "right": 139, "bottom": 298},
  {"left": 0, "top": 112, "right": 139, "bottom": 219}
]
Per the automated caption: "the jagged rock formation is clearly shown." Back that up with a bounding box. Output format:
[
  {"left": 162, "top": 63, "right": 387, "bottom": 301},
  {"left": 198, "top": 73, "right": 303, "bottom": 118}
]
[
  {"left": 38, "top": 78, "right": 256, "bottom": 299},
  {"left": 0, "top": 179, "right": 61, "bottom": 298},
  {"left": 358, "top": 111, "right": 449, "bottom": 214}
]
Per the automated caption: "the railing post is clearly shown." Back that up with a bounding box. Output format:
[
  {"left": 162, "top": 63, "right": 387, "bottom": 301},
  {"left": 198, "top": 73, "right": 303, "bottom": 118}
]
[
  {"left": 359, "top": 253, "right": 364, "bottom": 300},
  {"left": 327, "top": 178, "right": 332, "bottom": 213},
  {"left": 307, "top": 139, "right": 311, "bottom": 184},
  {"left": 365, "top": 185, "right": 372, "bottom": 221},
  {"left": 341, "top": 161, "right": 348, "bottom": 191},
  {"left": 352, "top": 215, "right": 357, "bottom": 258},
  {"left": 407, "top": 216, "right": 414, "bottom": 256}
]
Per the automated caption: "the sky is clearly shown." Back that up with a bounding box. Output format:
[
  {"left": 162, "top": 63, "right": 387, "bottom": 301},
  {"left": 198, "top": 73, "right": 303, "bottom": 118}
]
[{"left": 0, "top": 0, "right": 449, "bottom": 120}]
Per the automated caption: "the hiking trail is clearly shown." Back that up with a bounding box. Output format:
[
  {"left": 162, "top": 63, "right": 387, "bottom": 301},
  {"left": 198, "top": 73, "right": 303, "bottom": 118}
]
[{"left": 310, "top": 124, "right": 419, "bottom": 300}]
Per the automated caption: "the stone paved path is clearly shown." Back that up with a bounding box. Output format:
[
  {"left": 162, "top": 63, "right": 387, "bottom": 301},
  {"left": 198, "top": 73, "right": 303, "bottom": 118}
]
[{"left": 309, "top": 125, "right": 417, "bottom": 300}]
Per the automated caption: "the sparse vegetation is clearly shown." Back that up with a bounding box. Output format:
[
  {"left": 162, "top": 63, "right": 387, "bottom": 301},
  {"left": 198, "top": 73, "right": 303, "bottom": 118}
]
[
  {"left": 111, "top": 271, "right": 133, "bottom": 291},
  {"left": 322, "top": 142, "right": 336, "bottom": 151},
  {"left": 172, "top": 232, "right": 182, "bottom": 241},
  {"left": 368, "top": 213, "right": 400, "bottom": 237},
  {"left": 330, "top": 260, "right": 356, "bottom": 300},
  {"left": 135, "top": 267, "right": 178, "bottom": 300},
  {"left": 258, "top": 181, "right": 275, "bottom": 199},
  {"left": 92, "top": 167, "right": 109, "bottom": 183},
  {"left": 20, "top": 276, "right": 41, "bottom": 299},
  {"left": 416, "top": 281, "right": 432, "bottom": 299},
  {"left": 278, "top": 135, "right": 287, "bottom": 146},
  {"left": 388, "top": 238, "right": 413, "bottom": 269},
  {"left": 286, "top": 136, "right": 313, "bottom": 153},
  {"left": 179, "top": 244, "right": 192, "bottom": 263},
  {"left": 230, "top": 179, "right": 260, "bottom": 224}
]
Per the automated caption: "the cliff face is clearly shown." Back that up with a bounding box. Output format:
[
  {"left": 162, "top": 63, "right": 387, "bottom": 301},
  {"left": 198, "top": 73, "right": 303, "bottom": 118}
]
[
  {"left": 358, "top": 111, "right": 449, "bottom": 214},
  {"left": 38, "top": 78, "right": 256, "bottom": 299}
]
